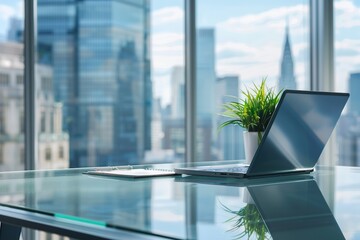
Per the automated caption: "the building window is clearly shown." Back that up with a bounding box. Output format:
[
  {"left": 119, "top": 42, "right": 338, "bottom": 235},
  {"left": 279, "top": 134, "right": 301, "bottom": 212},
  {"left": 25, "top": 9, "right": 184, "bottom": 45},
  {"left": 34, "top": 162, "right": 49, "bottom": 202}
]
[
  {"left": 20, "top": 148, "right": 24, "bottom": 164},
  {"left": 16, "top": 75, "right": 23, "bottom": 85},
  {"left": 0, "top": 73, "right": 10, "bottom": 86},
  {"left": 20, "top": 111, "right": 24, "bottom": 134},
  {"left": 58, "top": 146, "right": 64, "bottom": 159},
  {"left": 41, "top": 77, "right": 52, "bottom": 91},
  {"left": 0, "top": 145, "right": 3, "bottom": 165},
  {"left": 45, "top": 147, "right": 51, "bottom": 161},
  {"left": 0, "top": 110, "right": 4, "bottom": 134},
  {"left": 40, "top": 112, "right": 46, "bottom": 133}
]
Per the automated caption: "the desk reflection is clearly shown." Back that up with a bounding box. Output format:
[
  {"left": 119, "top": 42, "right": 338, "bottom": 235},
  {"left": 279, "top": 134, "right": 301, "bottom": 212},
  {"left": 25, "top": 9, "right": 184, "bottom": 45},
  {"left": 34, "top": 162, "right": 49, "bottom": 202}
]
[{"left": 181, "top": 175, "right": 345, "bottom": 240}]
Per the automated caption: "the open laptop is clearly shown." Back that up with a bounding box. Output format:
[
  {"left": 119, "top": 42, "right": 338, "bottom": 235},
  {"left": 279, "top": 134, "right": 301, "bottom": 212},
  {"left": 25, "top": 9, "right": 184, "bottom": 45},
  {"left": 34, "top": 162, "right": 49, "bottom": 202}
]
[{"left": 175, "top": 90, "right": 349, "bottom": 178}]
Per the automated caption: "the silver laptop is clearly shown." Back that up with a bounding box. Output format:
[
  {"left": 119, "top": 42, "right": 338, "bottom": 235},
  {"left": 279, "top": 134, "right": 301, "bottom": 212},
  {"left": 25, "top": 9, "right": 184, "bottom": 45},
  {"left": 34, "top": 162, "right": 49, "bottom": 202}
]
[{"left": 175, "top": 90, "right": 349, "bottom": 178}]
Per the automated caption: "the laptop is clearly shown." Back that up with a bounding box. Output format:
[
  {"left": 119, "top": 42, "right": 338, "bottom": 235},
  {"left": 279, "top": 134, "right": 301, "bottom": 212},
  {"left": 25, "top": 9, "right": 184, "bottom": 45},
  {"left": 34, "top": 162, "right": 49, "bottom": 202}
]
[{"left": 175, "top": 90, "right": 349, "bottom": 178}]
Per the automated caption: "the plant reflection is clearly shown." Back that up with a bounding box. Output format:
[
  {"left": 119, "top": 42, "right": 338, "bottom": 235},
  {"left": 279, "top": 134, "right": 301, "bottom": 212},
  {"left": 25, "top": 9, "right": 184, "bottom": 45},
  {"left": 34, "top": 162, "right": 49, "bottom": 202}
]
[{"left": 221, "top": 202, "right": 270, "bottom": 240}]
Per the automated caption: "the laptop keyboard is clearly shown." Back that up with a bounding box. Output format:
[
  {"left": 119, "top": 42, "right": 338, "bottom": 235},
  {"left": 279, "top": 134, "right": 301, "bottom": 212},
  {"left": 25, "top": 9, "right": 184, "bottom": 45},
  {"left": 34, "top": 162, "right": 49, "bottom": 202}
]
[{"left": 205, "top": 166, "right": 249, "bottom": 173}]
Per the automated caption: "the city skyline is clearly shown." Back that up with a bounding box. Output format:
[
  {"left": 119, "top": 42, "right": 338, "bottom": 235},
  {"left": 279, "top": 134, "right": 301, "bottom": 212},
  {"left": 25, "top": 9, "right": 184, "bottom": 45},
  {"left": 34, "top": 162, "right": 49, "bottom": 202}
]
[
  {"left": 2, "top": 1, "right": 359, "bottom": 107},
  {"left": 0, "top": 0, "right": 359, "bottom": 168}
]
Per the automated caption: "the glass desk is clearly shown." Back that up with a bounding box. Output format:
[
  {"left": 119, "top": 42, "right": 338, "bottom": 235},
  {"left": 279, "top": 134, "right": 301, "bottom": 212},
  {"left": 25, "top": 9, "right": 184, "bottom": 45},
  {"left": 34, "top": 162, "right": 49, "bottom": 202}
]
[{"left": 0, "top": 161, "right": 358, "bottom": 240}]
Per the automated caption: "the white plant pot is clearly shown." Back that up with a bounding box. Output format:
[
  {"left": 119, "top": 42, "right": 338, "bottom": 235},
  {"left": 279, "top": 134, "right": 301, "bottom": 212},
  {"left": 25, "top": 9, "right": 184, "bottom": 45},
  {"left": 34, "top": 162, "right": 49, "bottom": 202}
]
[{"left": 243, "top": 131, "right": 262, "bottom": 164}]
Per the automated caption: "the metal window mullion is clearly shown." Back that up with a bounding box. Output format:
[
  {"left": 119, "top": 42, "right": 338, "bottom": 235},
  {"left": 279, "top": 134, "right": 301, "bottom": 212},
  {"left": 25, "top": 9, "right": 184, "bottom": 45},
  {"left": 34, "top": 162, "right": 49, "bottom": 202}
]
[
  {"left": 310, "top": 0, "right": 334, "bottom": 91},
  {"left": 310, "top": 0, "right": 336, "bottom": 169},
  {"left": 24, "top": 0, "right": 37, "bottom": 170},
  {"left": 185, "top": 0, "right": 196, "bottom": 164}
]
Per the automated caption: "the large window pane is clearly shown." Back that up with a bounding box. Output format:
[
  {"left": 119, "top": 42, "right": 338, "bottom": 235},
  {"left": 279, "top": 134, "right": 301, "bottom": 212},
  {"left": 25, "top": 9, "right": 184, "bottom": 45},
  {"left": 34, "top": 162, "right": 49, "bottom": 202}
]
[
  {"left": 196, "top": 0, "right": 309, "bottom": 161},
  {"left": 0, "top": 0, "right": 24, "bottom": 171},
  {"left": 36, "top": 0, "right": 184, "bottom": 168},
  {"left": 335, "top": 0, "right": 360, "bottom": 166}
]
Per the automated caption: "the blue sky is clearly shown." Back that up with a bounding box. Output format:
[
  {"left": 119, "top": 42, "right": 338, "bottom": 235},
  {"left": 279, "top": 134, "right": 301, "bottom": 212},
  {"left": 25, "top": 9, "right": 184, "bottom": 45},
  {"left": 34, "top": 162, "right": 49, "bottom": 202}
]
[{"left": 151, "top": 0, "right": 360, "bottom": 106}]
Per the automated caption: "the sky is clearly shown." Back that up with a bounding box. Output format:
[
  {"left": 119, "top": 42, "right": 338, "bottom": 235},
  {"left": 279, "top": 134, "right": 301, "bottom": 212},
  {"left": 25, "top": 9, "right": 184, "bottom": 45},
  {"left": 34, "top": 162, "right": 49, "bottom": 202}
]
[
  {"left": 0, "top": 0, "right": 359, "bottom": 106},
  {"left": 151, "top": 0, "right": 360, "bottom": 107}
]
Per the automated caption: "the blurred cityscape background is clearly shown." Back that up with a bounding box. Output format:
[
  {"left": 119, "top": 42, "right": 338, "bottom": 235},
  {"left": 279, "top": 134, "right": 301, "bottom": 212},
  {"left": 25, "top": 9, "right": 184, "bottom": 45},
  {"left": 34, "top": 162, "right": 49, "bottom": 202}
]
[{"left": 0, "top": 0, "right": 359, "bottom": 171}]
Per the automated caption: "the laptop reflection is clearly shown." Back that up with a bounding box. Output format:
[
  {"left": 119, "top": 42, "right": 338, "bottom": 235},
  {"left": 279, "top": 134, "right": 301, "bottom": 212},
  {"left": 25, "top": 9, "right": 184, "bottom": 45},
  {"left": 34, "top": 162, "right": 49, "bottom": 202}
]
[
  {"left": 178, "top": 175, "right": 345, "bottom": 240},
  {"left": 247, "top": 178, "right": 345, "bottom": 240}
]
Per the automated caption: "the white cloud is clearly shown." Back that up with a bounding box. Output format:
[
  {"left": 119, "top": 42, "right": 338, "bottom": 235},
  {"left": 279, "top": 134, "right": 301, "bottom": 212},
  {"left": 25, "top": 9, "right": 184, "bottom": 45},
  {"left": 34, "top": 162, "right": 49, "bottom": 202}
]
[
  {"left": 152, "top": 7, "right": 184, "bottom": 26},
  {"left": 292, "top": 42, "right": 308, "bottom": 58},
  {"left": 335, "top": 0, "right": 360, "bottom": 28},
  {"left": 335, "top": 39, "right": 360, "bottom": 52},
  {"left": 0, "top": 5, "right": 15, "bottom": 21},
  {"left": 151, "top": 33, "right": 184, "bottom": 70},
  {"left": 151, "top": 33, "right": 184, "bottom": 106},
  {"left": 216, "top": 41, "right": 281, "bottom": 81},
  {"left": 217, "top": 4, "right": 308, "bottom": 34},
  {"left": 15, "top": 1, "right": 24, "bottom": 18},
  {"left": 216, "top": 42, "right": 257, "bottom": 55},
  {"left": 152, "top": 33, "right": 183, "bottom": 46}
]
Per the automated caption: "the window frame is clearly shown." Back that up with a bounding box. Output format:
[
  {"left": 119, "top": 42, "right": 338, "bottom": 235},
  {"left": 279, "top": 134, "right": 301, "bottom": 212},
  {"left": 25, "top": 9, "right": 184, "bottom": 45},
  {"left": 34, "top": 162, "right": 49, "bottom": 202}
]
[{"left": 24, "top": 0, "right": 332, "bottom": 168}]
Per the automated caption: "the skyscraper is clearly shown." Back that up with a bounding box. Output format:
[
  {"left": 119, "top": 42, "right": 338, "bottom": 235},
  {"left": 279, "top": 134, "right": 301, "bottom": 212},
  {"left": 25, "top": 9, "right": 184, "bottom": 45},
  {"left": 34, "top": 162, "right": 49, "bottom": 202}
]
[
  {"left": 38, "top": 0, "right": 152, "bottom": 167},
  {"left": 337, "top": 72, "right": 360, "bottom": 166},
  {"left": 196, "top": 28, "right": 216, "bottom": 161},
  {"left": 216, "top": 76, "right": 243, "bottom": 160},
  {"left": 170, "top": 66, "right": 185, "bottom": 119},
  {"left": 197, "top": 28, "right": 216, "bottom": 119},
  {"left": 7, "top": 17, "right": 23, "bottom": 43},
  {"left": 349, "top": 73, "right": 360, "bottom": 115},
  {"left": 279, "top": 24, "right": 296, "bottom": 91}
]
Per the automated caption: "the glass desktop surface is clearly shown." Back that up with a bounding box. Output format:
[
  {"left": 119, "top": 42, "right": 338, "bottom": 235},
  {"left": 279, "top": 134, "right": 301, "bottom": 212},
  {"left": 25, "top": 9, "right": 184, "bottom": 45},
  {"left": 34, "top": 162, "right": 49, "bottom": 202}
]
[{"left": 0, "top": 161, "right": 358, "bottom": 239}]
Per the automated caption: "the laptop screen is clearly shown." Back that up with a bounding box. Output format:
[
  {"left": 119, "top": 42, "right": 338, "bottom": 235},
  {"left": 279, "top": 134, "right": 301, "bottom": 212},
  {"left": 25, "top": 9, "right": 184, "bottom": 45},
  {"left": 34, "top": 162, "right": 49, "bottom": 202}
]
[{"left": 247, "top": 90, "right": 349, "bottom": 176}]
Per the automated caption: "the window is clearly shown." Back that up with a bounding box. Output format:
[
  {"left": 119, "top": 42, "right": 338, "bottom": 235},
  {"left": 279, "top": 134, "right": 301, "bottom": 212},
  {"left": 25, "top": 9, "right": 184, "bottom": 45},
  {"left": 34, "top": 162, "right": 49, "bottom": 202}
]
[
  {"left": 0, "top": 73, "right": 10, "bottom": 86},
  {"left": 0, "top": 145, "right": 3, "bottom": 164},
  {"left": 20, "top": 148, "right": 24, "bottom": 164},
  {"left": 196, "top": 0, "right": 310, "bottom": 161},
  {"left": 12, "top": 0, "right": 344, "bottom": 170},
  {"left": 36, "top": 0, "right": 185, "bottom": 168},
  {"left": 58, "top": 146, "right": 64, "bottom": 159},
  {"left": 40, "top": 112, "right": 46, "bottom": 133},
  {"left": 0, "top": 110, "right": 4, "bottom": 134},
  {"left": 20, "top": 111, "right": 24, "bottom": 134},
  {"left": 0, "top": 1, "right": 24, "bottom": 171},
  {"left": 16, "top": 75, "right": 23, "bottom": 85},
  {"left": 334, "top": 0, "right": 360, "bottom": 166},
  {"left": 41, "top": 77, "right": 52, "bottom": 91},
  {"left": 45, "top": 147, "right": 51, "bottom": 161}
]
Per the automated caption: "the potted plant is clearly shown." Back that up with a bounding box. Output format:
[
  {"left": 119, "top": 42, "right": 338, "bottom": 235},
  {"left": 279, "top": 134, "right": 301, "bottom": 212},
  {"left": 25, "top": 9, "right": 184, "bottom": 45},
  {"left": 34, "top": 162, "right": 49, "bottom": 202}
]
[{"left": 219, "top": 78, "right": 282, "bottom": 163}]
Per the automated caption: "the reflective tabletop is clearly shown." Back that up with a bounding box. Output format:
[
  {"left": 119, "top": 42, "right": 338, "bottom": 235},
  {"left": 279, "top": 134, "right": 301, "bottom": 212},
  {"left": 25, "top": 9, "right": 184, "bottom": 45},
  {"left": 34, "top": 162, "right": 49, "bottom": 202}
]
[{"left": 0, "top": 161, "right": 359, "bottom": 240}]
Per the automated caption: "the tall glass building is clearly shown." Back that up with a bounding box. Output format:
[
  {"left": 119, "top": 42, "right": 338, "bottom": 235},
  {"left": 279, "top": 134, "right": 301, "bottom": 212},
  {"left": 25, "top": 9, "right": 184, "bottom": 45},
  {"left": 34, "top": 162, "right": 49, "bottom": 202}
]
[{"left": 37, "top": 0, "right": 152, "bottom": 167}]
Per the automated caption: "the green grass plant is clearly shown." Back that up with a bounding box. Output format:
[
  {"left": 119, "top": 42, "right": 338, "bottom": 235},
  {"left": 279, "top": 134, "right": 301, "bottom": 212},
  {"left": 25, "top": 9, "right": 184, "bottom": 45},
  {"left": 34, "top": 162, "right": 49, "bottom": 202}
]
[{"left": 219, "top": 78, "right": 282, "bottom": 134}]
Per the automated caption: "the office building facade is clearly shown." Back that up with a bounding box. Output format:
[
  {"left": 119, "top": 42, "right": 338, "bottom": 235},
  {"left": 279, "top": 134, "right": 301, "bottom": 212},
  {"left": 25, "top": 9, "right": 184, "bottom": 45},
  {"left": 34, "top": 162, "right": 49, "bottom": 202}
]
[
  {"left": 0, "top": 42, "right": 69, "bottom": 171},
  {"left": 337, "top": 72, "right": 360, "bottom": 166},
  {"left": 196, "top": 28, "right": 216, "bottom": 119},
  {"left": 349, "top": 73, "right": 360, "bottom": 115},
  {"left": 216, "top": 76, "right": 243, "bottom": 160},
  {"left": 38, "top": 0, "right": 152, "bottom": 167}
]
